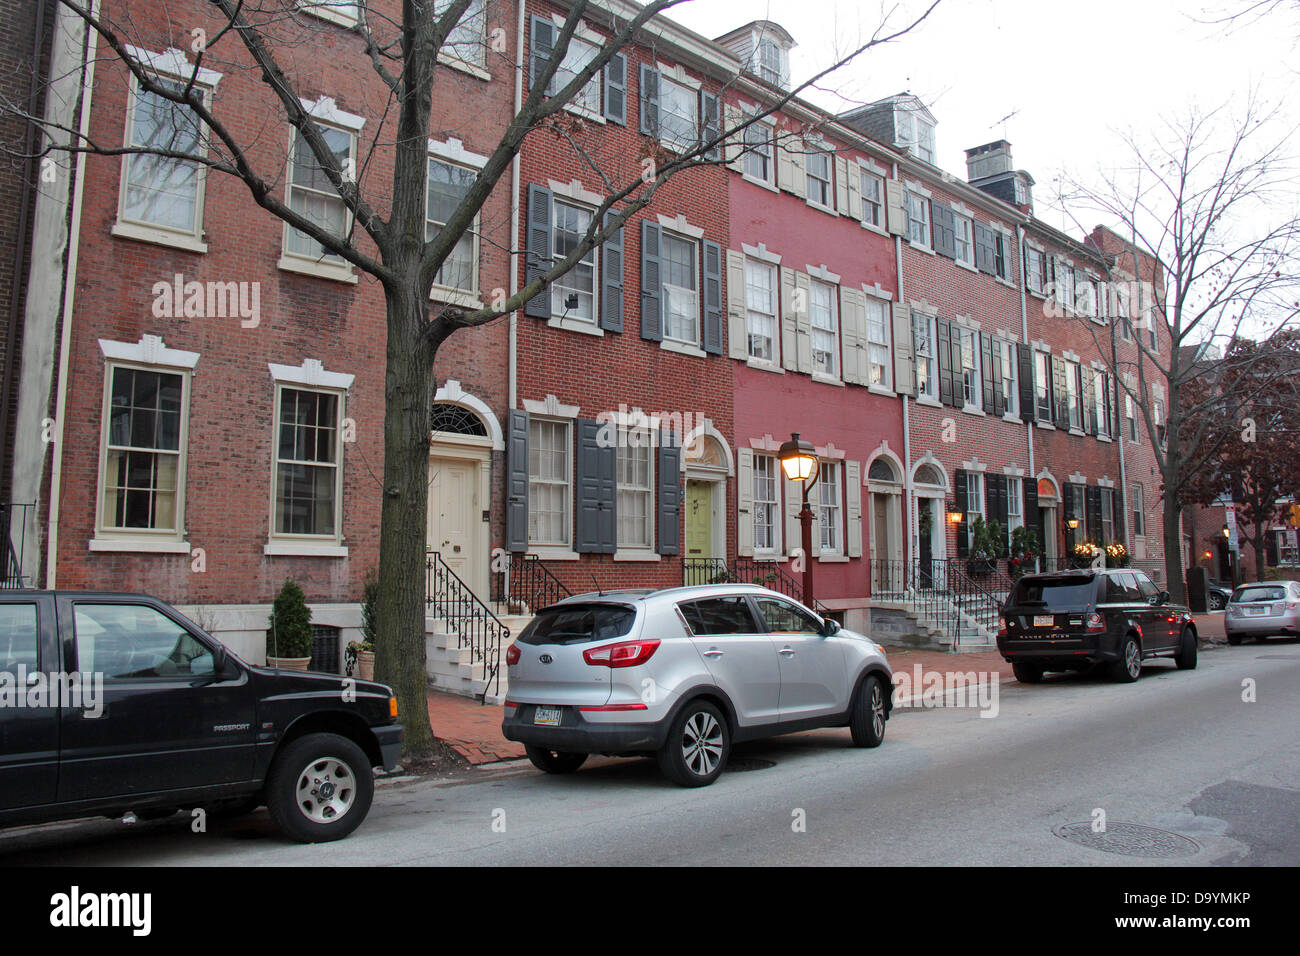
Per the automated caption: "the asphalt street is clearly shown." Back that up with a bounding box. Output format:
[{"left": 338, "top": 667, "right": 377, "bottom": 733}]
[{"left": 3, "top": 639, "right": 1297, "bottom": 866}]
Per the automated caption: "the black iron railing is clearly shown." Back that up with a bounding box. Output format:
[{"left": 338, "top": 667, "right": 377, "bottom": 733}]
[
  {"left": 493, "top": 551, "right": 571, "bottom": 614},
  {"left": 866, "top": 557, "right": 1006, "bottom": 648},
  {"left": 1, "top": 503, "right": 34, "bottom": 589},
  {"left": 428, "top": 551, "right": 509, "bottom": 702},
  {"left": 683, "top": 557, "right": 733, "bottom": 586},
  {"left": 732, "top": 556, "right": 831, "bottom": 615}
]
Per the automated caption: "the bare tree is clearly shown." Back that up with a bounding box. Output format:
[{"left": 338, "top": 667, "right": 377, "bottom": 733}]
[
  {"left": 5, "top": 0, "right": 942, "bottom": 755},
  {"left": 1052, "top": 98, "right": 1300, "bottom": 602}
]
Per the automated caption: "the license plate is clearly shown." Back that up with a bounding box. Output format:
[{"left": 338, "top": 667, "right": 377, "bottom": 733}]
[
  {"left": 533, "top": 706, "right": 563, "bottom": 726},
  {"left": 1034, "top": 615, "right": 1055, "bottom": 628},
  {"left": 1246, "top": 607, "right": 1267, "bottom": 616}
]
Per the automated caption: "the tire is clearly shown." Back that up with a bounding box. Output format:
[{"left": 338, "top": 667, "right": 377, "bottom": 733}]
[
  {"left": 1013, "top": 662, "right": 1045, "bottom": 683},
  {"left": 1174, "top": 628, "right": 1198, "bottom": 670},
  {"left": 1109, "top": 635, "right": 1142, "bottom": 683},
  {"left": 657, "top": 700, "right": 729, "bottom": 787},
  {"left": 1209, "top": 592, "right": 1226, "bottom": 611},
  {"left": 265, "top": 732, "right": 374, "bottom": 843},
  {"left": 524, "top": 746, "right": 587, "bottom": 774},
  {"left": 849, "top": 674, "right": 887, "bottom": 748},
  {"left": 1227, "top": 632, "right": 1242, "bottom": 646}
]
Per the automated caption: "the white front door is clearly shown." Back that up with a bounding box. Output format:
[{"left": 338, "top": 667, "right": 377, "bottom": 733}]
[{"left": 429, "top": 454, "right": 487, "bottom": 601}]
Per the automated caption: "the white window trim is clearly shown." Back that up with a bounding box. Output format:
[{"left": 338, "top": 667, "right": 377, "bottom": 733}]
[
  {"left": 660, "top": 227, "right": 702, "bottom": 351},
  {"left": 549, "top": 195, "right": 600, "bottom": 329},
  {"left": 426, "top": 147, "right": 482, "bottom": 307},
  {"left": 744, "top": 256, "right": 780, "bottom": 365},
  {"left": 953, "top": 213, "right": 976, "bottom": 269},
  {"left": 817, "top": 460, "right": 844, "bottom": 558},
  {"left": 527, "top": 414, "right": 577, "bottom": 559},
  {"left": 656, "top": 69, "right": 701, "bottom": 155},
  {"left": 613, "top": 429, "right": 658, "bottom": 560},
  {"left": 439, "top": 0, "right": 491, "bottom": 80},
  {"left": 864, "top": 293, "right": 893, "bottom": 392},
  {"left": 857, "top": 163, "right": 887, "bottom": 234},
  {"left": 804, "top": 143, "right": 836, "bottom": 214},
  {"left": 956, "top": 326, "right": 982, "bottom": 412},
  {"left": 279, "top": 109, "right": 360, "bottom": 283},
  {"left": 912, "top": 309, "right": 939, "bottom": 402},
  {"left": 740, "top": 116, "right": 777, "bottom": 191},
  {"left": 752, "top": 452, "right": 783, "bottom": 557},
  {"left": 265, "top": 378, "right": 350, "bottom": 555},
  {"left": 809, "top": 277, "right": 841, "bottom": 383},
  {"left": 297, "top": 1, "right": 359, "bottom": 28},
  {"left": 547, "top": 24, "right": 605, "bottom": 122}
]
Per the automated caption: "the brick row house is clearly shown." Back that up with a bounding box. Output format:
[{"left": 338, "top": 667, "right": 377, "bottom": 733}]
[{"left": 4, "top": 0, "right": 1178, "bottom": 692}]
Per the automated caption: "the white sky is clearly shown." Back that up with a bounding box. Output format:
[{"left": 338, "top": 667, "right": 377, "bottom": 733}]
[{"left": 664, "top": 0, "right": 1300, "bottom": 236}]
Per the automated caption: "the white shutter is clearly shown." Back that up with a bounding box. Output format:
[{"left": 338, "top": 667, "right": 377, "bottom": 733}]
[
  {"left": 839, "top": 286, "right": 867, "bottom": 385},
  {"left": 794, "top": 271, "right": 812, "bottom": 375},
  {"left": 780, "top": 266, "right": 799, "bottom": 372},
  {"left": 847, "top": 163, "right": 862, "bottom": 222},
  {"left": 785, "top": 475, "right": 802, "bottom": 561},
  {"left": 846, "top": 459, "right": 863, "bottom": 558},
  {"left": 737, "top": 447, "right": 754, "bottom": 557},
  {"left": 835, "top": 155, "right": 852, "bottom": 216},
  {"left": 892, "top": 301, "right": 914, "bottom": 396},
  {"left": 727, "top": 249, "right": 748, "bottom": 359},
  {"left": 886, "top": 179, "right": 907, "bottom": 236},
  {"left": 724, "top": 104, "right": 744, "bottom": 173},
  {"left": 778, "top": 135, "right": 805, "bottom": 197}
]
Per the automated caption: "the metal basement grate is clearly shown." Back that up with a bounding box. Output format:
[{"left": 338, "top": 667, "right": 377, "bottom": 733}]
[{"left": 1053, "top": 822, "right": 1201, "bottom": 858}]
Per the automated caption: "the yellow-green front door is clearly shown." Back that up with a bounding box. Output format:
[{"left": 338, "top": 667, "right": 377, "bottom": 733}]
[{"left": 685, "top": 481, "right": 713, "bottom": 558}]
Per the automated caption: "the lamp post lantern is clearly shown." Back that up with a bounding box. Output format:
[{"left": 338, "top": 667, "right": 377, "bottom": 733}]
[{"left": 778, "top": 433, "right": 819, "bottom": 607}]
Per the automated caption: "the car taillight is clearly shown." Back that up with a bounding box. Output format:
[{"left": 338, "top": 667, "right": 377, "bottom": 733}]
[
  {"left": 996, "top": 617, "right": 1008, "bottom": 639},
  {"left": 583, "top": 639, "right": 660, "bottom": 668},
  {"left": 505, "top": 644, "right": 520, "bottom": 666},
  {"left": 1085, "top": 613, "right": 1105, "bottom": 632}
]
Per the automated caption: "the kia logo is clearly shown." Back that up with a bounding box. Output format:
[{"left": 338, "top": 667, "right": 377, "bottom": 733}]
[{"left": 539, "top": 654, "right": 553, "bottom": 664}]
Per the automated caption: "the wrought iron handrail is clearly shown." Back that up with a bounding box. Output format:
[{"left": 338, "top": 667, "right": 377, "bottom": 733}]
[
  {"left": 733, "top": 556, "right": 831, "bottom": 615},
  {"left": 427, "top": 551, "right": 509, "bottom": 703},
  {"left": 683, "top": 557, "right": 733, "bottom": 587},
  {"left": 866, "top": 557, "right": 1004, "bottom": 648},
  {"left": 493, "top": 551, "right": 572, "bottom": 613},
  {"left": 0, "top": 503, "right": 34, "bottom": 589}
]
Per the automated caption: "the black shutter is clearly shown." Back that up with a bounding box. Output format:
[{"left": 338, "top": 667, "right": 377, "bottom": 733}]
[
  {"left": 991, "top": 339, "right": 1005, "bottom": 416},
  {"left": 1086, "top": 486, "right": 1102, "bottom": 544},
  {"left": 524, "top": 184, "right": 552, "bottom": 318},
  {"left": 1266, "top": 531, "right": 1280, "bottom": 568},
  {"left": 639, "top": 64, "right": 659, "bottom": 136},
  {"left": 932, "top": 202, "right": 957, "bottom": 258},
  {"left": 980, "top": 332, "right": 995, "bottom": 414},
  {"left": 505, "top": 410, "right": 530, "bottom": 552},
  {"left": 702, "top": 240, "right": 723, "bottom": 354},
  {"left": 992, "top": 476, "right": 1009, "bottom": 554},
  {"left": 640, "top": 220, "right": 663, "bottom": 341},
  {"left": 1112, "top": 485, "right": 1125, "bottom": 542},
  {"left": 1063, "top": 483, "right": 1077, "bottom": 523},
  {"left": 575, "top": 419, "right": 615, "bottom": 554},
  {"left": 1024, "top": 478, "right": 1040, "bottom": 556},
  {"left": 1052, "top": 356, "right": 1068, "bottom": 428},
  {"left": 700, "top": 90, "right": 721, "bottom": 160},
  {"left": 974, "top": 222, "right": 995, "bottom": 274},
  {"left": 657, "top": 437, "right": 682, "bottom": 555},
  {"left": 604, "top": 52, "right": 627, "bottom": 125},
  {"left": 600, "top": 210, "right": 624, "bottom": 332},
  {"left": 1017, "top": 343, "right": 1035, "bottom": 423},
  {"left": 936, "top": 318, "right": 954, "bottom": 407},
  {"left": 950, "top": 324, "right": 965, "bottom": 407},
  {"left": 955, "top": 470, "right": 969, "bottom": 557},
  {"left": 529, "top": 16, "right": 555, "bottom": 91}
]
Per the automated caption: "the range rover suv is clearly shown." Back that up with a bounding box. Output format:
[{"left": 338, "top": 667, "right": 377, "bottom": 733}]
[
  {"left": 997, "top": 569, "right": 1197, "bottom": 683},
  {"left": 501, "top": 584, "right": 893, "bottom": 786}
]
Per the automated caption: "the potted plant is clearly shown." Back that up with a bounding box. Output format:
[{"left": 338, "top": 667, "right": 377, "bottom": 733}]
[
  {"left": 1009, "top": 526, "right": 1040, "bottom": 580},
  {"left": 353, "top": 570, "right": 379, "bottom": 679},
  {"left": 266, "top": 578, "right": 313, "bottom": 671},
  {"left": 1105, "top": 542, "right": 1131, "bottom": 568},
  {"left": 966, "top": 516, "right": 999, "bottom": 576},
  {"left": 1071, "top": 541, "right": 1102, "bottom": 569}
]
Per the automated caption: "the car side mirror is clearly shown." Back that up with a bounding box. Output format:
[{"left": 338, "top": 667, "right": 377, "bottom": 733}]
[
  {"left": 821, "top": 618, "right": 840, "bottom": 637},
  {"left": 212, "top": 645, "right": 239, "bottom": 680},
  {"left": 1157, "top": 590, "right": 1170, "bottom": 606}
]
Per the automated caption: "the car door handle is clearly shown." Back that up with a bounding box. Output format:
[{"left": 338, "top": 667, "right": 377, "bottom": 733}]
[
  {"left": 778, "top": 647, "right": 796, "bottom": 657},
  {"left": 702, "top": 649, "right": 724, "bottom": 658}
]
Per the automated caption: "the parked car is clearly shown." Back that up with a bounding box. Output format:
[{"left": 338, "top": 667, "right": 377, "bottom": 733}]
[
  {"left": 0, "top": 590, "right": 402, "bottom": 843},
  {"left": 1207, "top": 580, "right": 1233, "bottom": 611},
  {"left": 1224, "top": 581, "right": 1300, "bottom": 644},
  {"left": 501, "top": 584, "right": 892, "bottom": 787},
  {"left": 997, "top": 568, "right": 1197, "bottom": 683}
]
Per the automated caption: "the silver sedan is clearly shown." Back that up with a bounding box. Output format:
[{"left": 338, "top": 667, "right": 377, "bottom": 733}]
[{"left": 1225, "top": 581, "right": 1300, "bottom": 644}]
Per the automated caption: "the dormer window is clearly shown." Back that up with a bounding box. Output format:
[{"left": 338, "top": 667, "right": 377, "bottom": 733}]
[
  {"left": 757, "top": 36, "right": 784, "bottom": 85},
  {"left": 897, "top": 108, "right": 935, "bottom": 164}
]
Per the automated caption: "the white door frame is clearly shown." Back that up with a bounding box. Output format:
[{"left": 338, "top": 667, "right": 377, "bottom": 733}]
[{"left": 429, "top": 439, "right": 492, "bottom": 602}]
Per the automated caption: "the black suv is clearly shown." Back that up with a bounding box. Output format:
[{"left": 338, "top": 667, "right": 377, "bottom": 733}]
[
  {"left": 997, "top": 569, "right": 1198, "bottom": 683},
  {"left": 0, "top": 590, "right": 402, "bottom": 843}
]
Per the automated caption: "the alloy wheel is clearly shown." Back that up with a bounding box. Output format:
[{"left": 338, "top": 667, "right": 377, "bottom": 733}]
[
  {"left": 295, "top": 757, "right": 356, "bottom": 824},
  {"left": 681, "top": 711, "right": 724, "bottom": 777}
]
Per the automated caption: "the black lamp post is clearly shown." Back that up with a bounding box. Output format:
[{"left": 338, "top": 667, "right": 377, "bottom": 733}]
[{"left": 778, "top": 432, "right": 819, "bottom": 606}]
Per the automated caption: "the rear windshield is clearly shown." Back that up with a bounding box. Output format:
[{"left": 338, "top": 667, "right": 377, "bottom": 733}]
[
  {"left": 1010, "top": 576, "right": 1097, "bottom": 611},
  {"left": 516, "top": 604, "right": 636, "bottom": 646},
  {"left": 1233, "top": 586, "right": 1286, "bottom": 604}
]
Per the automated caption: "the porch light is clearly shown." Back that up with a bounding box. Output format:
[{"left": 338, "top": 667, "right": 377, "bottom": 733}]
[
  {"left": 1222, "top": 525, "right": 1230, "bottom": 538},
  {"left": 778, "top": 433, "right": 818, "bottom": 482},
  {"left": 946, "top": 502, "right": 963, "bottom": 524},
  {"left": 1065, "top": 517, "right": 1080, "bottom": 531}
]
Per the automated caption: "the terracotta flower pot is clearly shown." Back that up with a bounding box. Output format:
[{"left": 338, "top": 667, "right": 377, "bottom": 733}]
[
  {"left": 266, "top": 656, "right": 311, "bottom": 672},
  {"left": 357, "top": 650, "right": 375, "bottom": 681}
]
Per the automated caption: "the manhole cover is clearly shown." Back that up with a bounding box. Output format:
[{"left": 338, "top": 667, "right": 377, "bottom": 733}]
[
  {"left": 725, "top": 757, "right": 775, "bottom": 773},
  {"left": 1053, "top": 822, "right": 1201, "bottom": 858}
]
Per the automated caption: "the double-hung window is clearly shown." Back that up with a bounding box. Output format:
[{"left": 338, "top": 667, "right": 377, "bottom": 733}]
[
  {"left": 810, "top": 280, "right": 839, "bottom": 378},
  {"left": 660, "top": 76, "right": 698, "bottom": 152},
  {"left": 528, "top": 419, "right": 571, "bottom": 547},
  {"left": 118, "top": 75, "right": 207, "bottom": 246},
  {"left": 285, "top": 123, "right": 354, "bottom": 265},
  {"left": 1025, "top": 246, "right": 1046, "bottom": 294},
  {"left": 1069, "top": 484, "right": 1087, "bottom": 545},
  {"left": 1125, "top": 394, "right": 1139, "bottom": 442},
  {"left": 861, "top": 170, "right": 883, "bottom": 227},
  {"left": 1094, "top": 370, "right": 1110, "bottom": 438},
  {"left": 437, "top": 0, "right": 486, "bottom": 68},
  {"left": 1066, "top": 361, "right": 1082, "bottom": 430},
  {"left": 806, "top": 148, "right": 833, "bottom": 208},
  {"left": 743, "top": 121, "right": 774, "bottom": 183},
  {"left": 745, "top": 258, "right": 778, "bottom": 362},
  {"left": 818, "top": 462, "right": 842, "bottom": 554},
  {"left": 753, "top": 454, "right": 780, "bottom": 553},
  {"left": 993, "top": 231, "right": 1011, "bottom": 281},
  {"left": 865, "top": 298, "right": 890, "bottom": 387},
  {"left": 1006, "top": 477, "right": 1024, "bottom": 534},
  {"left": 914, "top": 313, "right": 937, "bottom": 401},
  {"left": 965, "top": 472, "right": 985, "bottom": 550},
  {"left": 906, "top": 191, "right": 931, "bottom": 247},
  {"left": 1054, "top": 261, "right": 1074, "bottom": 313},
  {"left": 100, "top": 365, "right": 187, "bottom": 537},
  {"left": 426, "top": 157, "right": 477, "bottom": 296},
  {"left": 551, "top": 200, "right": 598, "bottom": 323},
  {"left": 551, "top": 33, "right": 601, "bottom": 114},
  {"left": 616, "top": 440, "right": 653, "bottom": 552},
  {"left": 958, "top": 328, "right": 980, "bottom": 408},
  {"left": 954, "top": 215, "right": 974, "bottom": 267},
  {"left": 1100, "top": 487, "right": 1115, "bottom": 544},
  {"left": 1000, "top": 339, "right": 1018, "bottom": 416},
  {"left": 1034, "top": 351, "right": 1052, "bottom": 422},
  {"left": 1131, "top": 483, "right": 1145, "bottom": 537},
  {"left": 662, "top": 232, "right": 700, "bottom": 345},
  {"left": 273, "top": 387, "right": 343, "bottom": 540}
]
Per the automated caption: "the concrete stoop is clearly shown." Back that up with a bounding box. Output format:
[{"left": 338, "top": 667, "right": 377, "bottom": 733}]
[
  {"left": 869, "top": 603, "right": 997, "bottom": 653},
  {"left": 424, "top": 611, "right": 533, "bottom": 704}
]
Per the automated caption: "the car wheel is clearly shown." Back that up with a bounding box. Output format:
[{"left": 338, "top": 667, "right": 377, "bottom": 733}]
[
  {"left": 1012, "top": 662, "right": 1044, "bottom": 683},
  {"left": 849, "top": 674, "right": 887, "bottom": 748},
  {"left": 1109, "top": 635, "right": 1142, "bottom": 683},
  {"left": 1209, "top": 592, "right": 1226, "bottom": 610},
  {"left": 265, "top": 732, "right": 374, "bottom": 843},
  {"left": 1227, "top": 632, "right": 1242, "bottom": 646},
  {"left": 657, "top": 700, "right": 729, "bottom": 787},
  {"left": 524, "top": 746, "right": 587, "bottom": 774},
  {"left": 1174, "top": 628, "right": 1198, "bottom": 670}
]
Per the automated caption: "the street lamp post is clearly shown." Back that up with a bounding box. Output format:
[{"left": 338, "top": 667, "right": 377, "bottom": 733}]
[{"left": 779, "top": 433, "right": 819, "bottom": 607}]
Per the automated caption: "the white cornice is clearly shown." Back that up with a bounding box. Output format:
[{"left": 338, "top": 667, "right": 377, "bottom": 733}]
[
  {"left": 100, "top": 334, "right": 199, "bottom": 370},
  {"left": 124, "top": 45, "right": 223, "bottom": 87},
  {"left": 269, "top": 358, "right": 354, "bottom": 390}
]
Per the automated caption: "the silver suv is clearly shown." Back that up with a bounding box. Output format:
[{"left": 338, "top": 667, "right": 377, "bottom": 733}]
[{"left": 501, "top": 584, "right": 892, "bottom": 786}]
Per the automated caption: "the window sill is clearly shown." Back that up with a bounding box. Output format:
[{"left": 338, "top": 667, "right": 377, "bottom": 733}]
[
  {"left": 561, "top": 102, "right": 606, "bottom": 124},
  {"left": 431, "top": 286, "right": 481, "bottom": 308},
  {"left": 548, "top": 315, "right": 604, "bottom": 337},
  {"left": 660, "top": 339, "right": 706, "bottom": 358},
  {"left": 278, "top": 254, "right": 358, "bottom": 284},
  {"left": 867, "top": 384, "right": 895, "bottom": 398},
  {"left": 299, "top": 4, "right": 359, "bottom": 28},
  {"left": 614, "top": 549, "right": 660, "bottom": 562},
  {"left": 263, "top": 541, "right": 349, "bottom": 558},
  {"left": 908, "top": 241, "right": 935, "bottom": 255},
  {"left": 1068, "top": 428, "right": 1086, "bottom": 437},
  {"left": 915, "top": 396, "right": 943, "bottom": 409},
  {"left": 1097, "top": 434, "right": 1113, "bottom": 443},
  {"left": 805, "top": 199, "right": 837, "bottom": 217},
  {"left": 955, "top": 259, "right": 979, "bottom": 274},
  {"left": 812, "top": 372, "right": 845, "bottom": 388},
  {"left": 111, "top": 220, "right": 208, "bottom": 254},
  {"left": 741, "top": 173, "right": 779, "bottom": 193},
  {"left": 528, "top": 547, "right": 580, "bottom": 561},
  {"left": 1035, "top": 420, "right": 1056, "bottom": 430},
  {"left": 1002, "top": 412, "right": 1023, "bottom": 424},
  {"left": 89, "top": 536, "right": 189, "bottom": 554},
  {"left": 996, "top": 276, "right": 1015, "bottom": 288},
  {"left": 817, "top": 553, "right": 849, "bottom": 563},
  {"left": 1027, "top": 289, "right": 1047, "bottom": 301},
  {"left": 860, "top": 220, "right": 887, "bottom": 236},
  {"left": 439, "top": 53, "right": 490, "bottom": 82},
  {"left": 961, "top": 405, "right": 986, "bottom": 417},
  {"left": 746, "top": 357, "right": 784, "bottom": 373}
]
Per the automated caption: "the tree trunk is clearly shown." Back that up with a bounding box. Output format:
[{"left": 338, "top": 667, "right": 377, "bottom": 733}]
[
  {"left": 1254, "top": 537, "right": 1266, "bottom": 582},
  {"left": 1163, "top": 496, "right": 1185, "bottom": 604},
  {"left": 374, "top": 282, "right": 436, "bottom": 757}
]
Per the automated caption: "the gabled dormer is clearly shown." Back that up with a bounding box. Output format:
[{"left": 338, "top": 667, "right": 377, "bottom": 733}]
[
  {"left": 839, "top": 93, "right": 937, "bottom": 165},
  {"left": 715, "top": 21, "right": 794, "bottom": 91}
]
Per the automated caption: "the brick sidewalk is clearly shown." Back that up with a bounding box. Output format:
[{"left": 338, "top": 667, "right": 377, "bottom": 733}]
[{"left": 427, "top": 646, "right": 1016, "bottom": 766}]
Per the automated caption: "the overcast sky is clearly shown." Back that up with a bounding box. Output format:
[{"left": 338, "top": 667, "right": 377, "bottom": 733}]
[{"left": 665, "top": 0, "right": 1300, "bottom": 237}]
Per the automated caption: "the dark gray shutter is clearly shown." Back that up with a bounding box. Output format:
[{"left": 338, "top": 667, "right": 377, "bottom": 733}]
[
  {"left": 506, "top": 410, "right": 530, "bottom": 552},
  {"left": 640, "top": 219, "right": 663, "bottom": 341},
  {"left": 700, "top": 90, "right": 720, "bottom": 160},
  {"left": 575, "top": 418, "right": 615, "bottom": 554},
  {"left": 974, "top": 222, "right": 995, "bottom": 274},
  {"left": 1063, "top": 482, "right": 1077, "bottom": 526},
  {"left": 639, "top": 64, "right": 659, "bottom": 136},
  {"left": 702, "top": 239, "right": 723, "bottom": 354},
  {"left": 936, "top": 318, "right": 954, "bottom": 407},
  {"left": 1024, "top": 479, "right": 1040, "bottom": 555},
  {"left": 932, "top": 202, "right": 957, "bottom": 258},
  {"left": 991, "top": 339, "right": 1005, "bottom": 416},
  {"left": 1112, "top": 485, "right": 1125, "bottom": 542},
  {"left": 604, "top": 52, "right": 627, "bottom": 125},
  {"left": 1267, "top": 531, "right": 1280, "bottom": 568},
  {"left": 524, "top": 184, "right": 552, "bottom": 318},
  {"left": 955, "top": 469, "right": 969, "bottom": 558},
  {"left": 529, "top": 16, "right": 555, "bottom": 91},
  {"left": 988, "top": 475, "right": 1008, "bottom": 554},
  {"left": 980, "top": 332, "right": 995, "bottom": 413},
  {"left": 1086, "top": 486, "right": 1102, "bottom": 544},
  {"left": 657, "top": 438, "right": 682, "bottom": 555},
  {"left": 1018, "top": 343, "right": 1035, "bottom": 423},
  {"left": 600, "top": 210, "right": 624, "bottom": 332}
]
